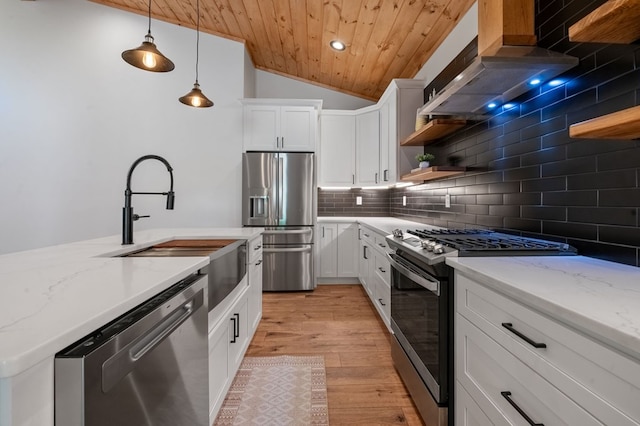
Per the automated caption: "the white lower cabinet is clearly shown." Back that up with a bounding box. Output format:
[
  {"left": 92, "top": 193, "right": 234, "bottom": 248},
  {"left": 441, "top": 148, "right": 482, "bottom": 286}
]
[
  {"left": 248, "top": 254, "right": 263, "bottom": 334},
  {"left": 209, "top": 236, "right": 263, "bottom": 423},
  {"left": 318, "top": 222, "right": 359, "bottom": 278},
  {"left": 358, "top": 224, "right": 392, "bottom": 329},
  {"left": 455, "top": 272, "right": 640, "bottom": 426},
  {"left": 208, "top": 312, "right": 231, "bottom": 420}
]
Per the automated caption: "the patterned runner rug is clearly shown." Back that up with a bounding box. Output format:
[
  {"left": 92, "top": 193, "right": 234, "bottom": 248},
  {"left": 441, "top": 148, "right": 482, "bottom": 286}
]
[{"left": 213, "top": 355, "right": 329, "bottom": 425}]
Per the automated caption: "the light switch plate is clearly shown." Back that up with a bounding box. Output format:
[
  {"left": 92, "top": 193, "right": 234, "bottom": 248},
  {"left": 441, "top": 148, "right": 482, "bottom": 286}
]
[
  {"left": 445, "top": 194, "right": 451, "bottom": 208},
  {"left": 356, "top": 196, "right": 363, "bottom": 205},
  {"left": 402, "top": 195, "right": 407, "bottom": 206}
]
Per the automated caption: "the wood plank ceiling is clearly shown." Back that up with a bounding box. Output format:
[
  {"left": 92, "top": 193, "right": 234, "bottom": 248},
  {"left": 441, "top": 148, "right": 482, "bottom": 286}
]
[{"left": 91, "top": 0, "right": 475, "bottom": 101}]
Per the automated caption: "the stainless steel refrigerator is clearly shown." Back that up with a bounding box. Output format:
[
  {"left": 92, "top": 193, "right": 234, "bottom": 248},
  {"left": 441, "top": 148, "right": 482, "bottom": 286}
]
[{"left": 242, "top": 152, "right": 315, "bottom": 291}]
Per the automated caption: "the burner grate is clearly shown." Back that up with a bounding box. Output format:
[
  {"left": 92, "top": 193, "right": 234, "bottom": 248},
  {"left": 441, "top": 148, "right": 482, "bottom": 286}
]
[{"left": 404, "top": 228, "right": 576, "bottom": 256}]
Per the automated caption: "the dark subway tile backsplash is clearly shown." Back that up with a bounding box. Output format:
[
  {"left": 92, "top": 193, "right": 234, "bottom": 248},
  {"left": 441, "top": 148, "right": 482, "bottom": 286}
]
[
  {"left": 318, "top": 188, "right": 390, "bottom": 217},
  {"left": 387, "top": 0, "right": 640, "bottom": 267}
]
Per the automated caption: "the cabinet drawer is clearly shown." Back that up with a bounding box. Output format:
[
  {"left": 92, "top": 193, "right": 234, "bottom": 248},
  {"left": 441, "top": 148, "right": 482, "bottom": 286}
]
[
  {"left": 456, "top": 273, "right": 640, "bottom": 426},
  {"left": 374, "top": 233, "right": 393, "bottom": 253},
  {"left": 457, "top": 314, "right": 602, "bottom": 426},
  {"left": 455, "top": 381, "right": 495, "bottom": 426},
  {"left": 374, "top": 249, "right": 390, "bottom": 285},
  {"left": 359, "top": 226, "right": 376, "bottom": 246},
  {"left": 247, "top": 236, "right": 263, "bottom": 263}
]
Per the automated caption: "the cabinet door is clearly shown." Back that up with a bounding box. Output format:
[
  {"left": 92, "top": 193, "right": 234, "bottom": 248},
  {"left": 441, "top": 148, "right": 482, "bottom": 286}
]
[
  {"left": 319, "top": 223, "right": 338, "bottom": 277},
  {"left": 319, "top": 113, "right": 355, "bottom": 186},
  {"left": 208, "top": 317, "right": 231, "bottom": 420},
  {"left": 379, "top": 101, "right": 393, "bottom": 183},
  {"left": 281, "top": 106, "right": 317, "bottom": 151},
  {"left": 228, "top": 294, "right": 249, "bottom": 371},
  {"left": 243, "top": 105, "right": 279, "bottom": 151},
  {"left": 356, "top": 109, "right": 380, "bottom": 185},
  {"left": 337, "top": 223, "right": 359, "bottom": 277},
  {"left": 248, "top": 255, "right": 263, "bottom": 333},
  {"left": 359, "top": 240, "right": 373, "bottom": 297}
]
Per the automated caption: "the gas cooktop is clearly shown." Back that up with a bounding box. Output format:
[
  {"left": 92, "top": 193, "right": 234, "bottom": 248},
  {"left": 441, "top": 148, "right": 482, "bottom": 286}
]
[{"left": 388, "top": 228, "right": 577, "bottom": 263}]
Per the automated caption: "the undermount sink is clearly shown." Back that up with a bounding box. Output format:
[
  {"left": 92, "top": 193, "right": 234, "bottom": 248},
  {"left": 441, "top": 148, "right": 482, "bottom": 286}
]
[{"left": 121, "top": 239, "right": 238, "bottom": 258}]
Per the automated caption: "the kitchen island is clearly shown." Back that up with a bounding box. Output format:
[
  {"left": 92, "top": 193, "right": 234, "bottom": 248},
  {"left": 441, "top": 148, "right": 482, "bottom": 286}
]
[{"left": 0, "top": 227, "right": 262, "bottom": 426}]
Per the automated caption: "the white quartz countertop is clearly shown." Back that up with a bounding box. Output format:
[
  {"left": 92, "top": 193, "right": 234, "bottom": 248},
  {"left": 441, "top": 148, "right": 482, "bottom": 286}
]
[
  {"left": 318, "top": 216, "right": 428, "bottom": 235},
  {"left": 447, "top": 256, "right": 640, "bottom": 360},
  {"left": 0, "top": 227, "right": 262, "bottom": 379}
]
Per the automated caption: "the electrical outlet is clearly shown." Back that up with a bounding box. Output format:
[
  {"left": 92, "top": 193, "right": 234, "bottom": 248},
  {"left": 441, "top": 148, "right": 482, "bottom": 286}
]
[
  {"left": 356, "top": 196, "right": 362, "bottom": 205},
  {"left": 402, "top": 195, "right": 407, "bottom": 206},
  {"left": 445, "top": 194, "right": 451, "bottom": 208}
]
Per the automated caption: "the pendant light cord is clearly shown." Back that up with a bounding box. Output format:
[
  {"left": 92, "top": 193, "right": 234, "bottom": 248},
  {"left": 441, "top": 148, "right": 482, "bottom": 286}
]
[
  {"left": 147, "top": 0, "right": 152, "bottom": 36},
  {"left": 195, "top": 0, "right": 200, "bottom": 84}
]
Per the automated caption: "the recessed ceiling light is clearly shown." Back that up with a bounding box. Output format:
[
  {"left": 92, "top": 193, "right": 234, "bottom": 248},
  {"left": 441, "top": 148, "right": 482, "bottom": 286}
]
[
  {"left": 529, "top": 78, "right": 542, "bottom": 86},
  {"left": 330, "top": 40, "right": 346, "bottom": 51}
]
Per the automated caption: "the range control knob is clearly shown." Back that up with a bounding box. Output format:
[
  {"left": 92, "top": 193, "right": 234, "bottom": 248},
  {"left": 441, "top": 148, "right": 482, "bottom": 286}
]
[
  {"left": 421, "top": 240, "right": 436, "bottom": 251},
  {"left": 432, "top": 244, "right": 445, "bottom": 254}
]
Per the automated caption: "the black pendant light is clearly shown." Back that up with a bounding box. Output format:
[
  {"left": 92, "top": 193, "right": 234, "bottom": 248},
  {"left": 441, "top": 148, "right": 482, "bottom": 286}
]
[
  {"left": 121, "top": 0, "right": 175, "bottom": 72},
  {"left": 179, "top": 0, "right": 213, "bottom": 108}
]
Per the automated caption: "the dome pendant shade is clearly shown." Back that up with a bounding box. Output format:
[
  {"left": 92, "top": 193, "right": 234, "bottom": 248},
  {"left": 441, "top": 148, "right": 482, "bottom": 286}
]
[
  {"left": 122, "top": 33, "right": 175, "bottom": 72},
  {"left": 179, "top": 82, "right": 213, "bottom": 108}
]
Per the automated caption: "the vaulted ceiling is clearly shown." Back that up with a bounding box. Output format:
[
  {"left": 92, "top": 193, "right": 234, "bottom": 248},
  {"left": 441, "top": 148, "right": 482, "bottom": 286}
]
[{"left": 91, "top": 0, "right": 475, "bottom": 101}]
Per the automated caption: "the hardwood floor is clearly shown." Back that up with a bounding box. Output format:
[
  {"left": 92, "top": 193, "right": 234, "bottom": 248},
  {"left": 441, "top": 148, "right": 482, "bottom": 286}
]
[{"left": 245, "top": 284, "right": 425, "bottom": 426}]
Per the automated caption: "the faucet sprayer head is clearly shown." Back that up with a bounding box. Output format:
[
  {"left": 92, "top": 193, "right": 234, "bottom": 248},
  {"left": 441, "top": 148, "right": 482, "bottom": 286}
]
[{"left": 166, "top": 191, "right": 175, "bottom": 210}]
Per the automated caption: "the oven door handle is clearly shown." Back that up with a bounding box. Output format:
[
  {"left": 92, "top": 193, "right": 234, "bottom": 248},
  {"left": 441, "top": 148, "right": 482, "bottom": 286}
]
[{"left": 387, "top": 253, "right": 440, "bottom": 296}]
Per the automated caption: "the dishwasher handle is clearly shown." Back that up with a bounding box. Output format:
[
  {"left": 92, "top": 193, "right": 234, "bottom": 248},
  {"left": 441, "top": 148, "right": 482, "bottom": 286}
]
[{"left": 101, "top": 288, "right": 203, "bottom": 393}]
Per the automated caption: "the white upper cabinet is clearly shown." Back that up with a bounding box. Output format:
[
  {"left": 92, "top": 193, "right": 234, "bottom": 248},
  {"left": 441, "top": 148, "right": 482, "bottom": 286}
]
[
  {"left": 355, "top": 108, "right": 380, "bottom": 186},
  {"left": 319, "top": 112, "right": 356, "bottom": 186},
  {"left": 317, "top": 79, "right": 424, "bottom": 187},
  {"left": 242, "top": 100, "right": 321, "bottom": 152}
]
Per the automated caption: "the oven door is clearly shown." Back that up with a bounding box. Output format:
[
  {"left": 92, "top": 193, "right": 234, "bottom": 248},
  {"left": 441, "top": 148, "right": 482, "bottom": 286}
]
[{"left": 388, "top": 252, "right": 449, "bottom": 405}]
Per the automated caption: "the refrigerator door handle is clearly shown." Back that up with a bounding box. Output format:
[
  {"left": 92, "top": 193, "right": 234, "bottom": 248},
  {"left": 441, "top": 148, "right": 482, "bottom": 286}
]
[
  {"left": 277, "top": 156, "right": 284, "bottom": 222},
  {"left": 249, "top": 196, "right": 269, "bottom": 218},
  {"left": 263, "top": 247, "right": 312, "bottom": 253},
  {"left": 262, "top": 229, "right": 313, "bottom": 235}
]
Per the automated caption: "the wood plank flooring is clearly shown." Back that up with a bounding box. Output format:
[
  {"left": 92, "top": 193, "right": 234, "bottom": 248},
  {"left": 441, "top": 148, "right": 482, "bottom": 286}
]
[{"left": 245, "top": 284, "right": 425, "bottom": 426}]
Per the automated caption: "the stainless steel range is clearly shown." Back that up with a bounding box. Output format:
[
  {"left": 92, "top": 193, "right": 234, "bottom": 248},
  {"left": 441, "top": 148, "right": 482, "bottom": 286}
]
[{"left": 385, "top": 228, "right": 576, "bottom": 426}]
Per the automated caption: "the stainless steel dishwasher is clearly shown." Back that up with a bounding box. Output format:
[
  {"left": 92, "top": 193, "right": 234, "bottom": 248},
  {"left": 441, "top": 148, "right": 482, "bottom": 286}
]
[{"left": 55, "top": 273, "right": 208, "bottom": 426}]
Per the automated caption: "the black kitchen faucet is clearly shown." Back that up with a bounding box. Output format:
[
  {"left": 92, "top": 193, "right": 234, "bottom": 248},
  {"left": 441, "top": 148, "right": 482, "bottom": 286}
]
[{"left": 122, "top": 154, "right": 175, "bottom": 245}]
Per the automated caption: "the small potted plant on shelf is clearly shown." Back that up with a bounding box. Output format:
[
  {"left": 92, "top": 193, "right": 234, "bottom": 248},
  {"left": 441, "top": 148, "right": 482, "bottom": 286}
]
[{"left": 416, "top": 153, "right": 435, "bottom": 169}]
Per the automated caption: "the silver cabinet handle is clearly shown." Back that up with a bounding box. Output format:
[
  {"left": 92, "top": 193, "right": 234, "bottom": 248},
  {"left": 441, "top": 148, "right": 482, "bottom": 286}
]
[
  {"left": 378, "top": 298, "right": 386, "bottom": 306},
  {"left": 375, "top": 172, "right": 378, "bottom": 184},
  {"left": 255, "top": 260, "right": 262, "bottom": 266},
  {"left": 254, "top": 244, "right": 262, "bottom": 250},
  {"left": 384, "top": 169, "right": 389, "bottom": 181},
  {"left": 378, "top": 267, "right": 386, "bottom": 273},
  {"left": 352, "top": 174, "right": 355, "bottom": 185},
  {"left": 263, "top": 247, "right": 312, "bottom": 253},
  {"left": 262, "top": 229, "right": 313, "bottom": 235}
]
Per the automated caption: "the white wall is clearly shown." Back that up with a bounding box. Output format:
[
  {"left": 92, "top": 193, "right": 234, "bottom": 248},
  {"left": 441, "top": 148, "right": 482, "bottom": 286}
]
[
  {"left": 0, "top": 0, "right": 246, "bottom": 254},
  {"left": 255, "top": 70, "right": 375, "bottom": 110}
]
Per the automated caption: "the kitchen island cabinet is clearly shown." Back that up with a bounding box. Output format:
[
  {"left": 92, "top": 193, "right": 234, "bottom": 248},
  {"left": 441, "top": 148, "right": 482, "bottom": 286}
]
[
  {"left": 0, "top": 227, "right": 263, "bottom": 426},
  {"left": 448, "top": 256, "right": 640, "bottom": 426}
]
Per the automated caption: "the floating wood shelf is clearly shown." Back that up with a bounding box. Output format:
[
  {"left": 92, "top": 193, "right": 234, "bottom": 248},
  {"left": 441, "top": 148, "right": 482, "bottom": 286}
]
[
  {"left": 401, "top": 166, "right": 467, "bottom": 182},
  {"left": 400, "top": 119, "right": 467, "bottom": 146},
  {"left": 570, "top": 105, "right": 640, "bottom": 139},
  {"left": 569, "top": 0, "right": 640, "bottom": 43}
]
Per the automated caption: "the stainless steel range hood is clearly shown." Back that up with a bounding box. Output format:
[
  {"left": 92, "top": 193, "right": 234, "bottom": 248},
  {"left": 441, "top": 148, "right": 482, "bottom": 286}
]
[{"left": 418, "top": 45, "right": 579, "bottom": 119}]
